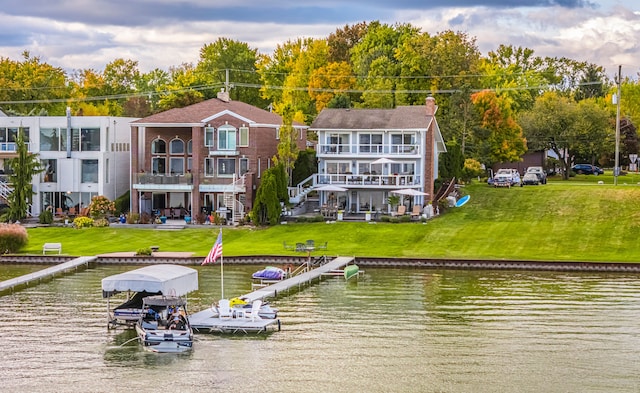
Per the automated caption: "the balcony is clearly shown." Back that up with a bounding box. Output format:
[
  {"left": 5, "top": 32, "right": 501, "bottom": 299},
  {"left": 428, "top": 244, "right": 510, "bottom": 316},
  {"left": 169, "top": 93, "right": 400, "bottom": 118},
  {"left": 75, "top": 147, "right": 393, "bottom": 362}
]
[
  {"left": 317, "top": 143, "right": 419, "bottom": 157},
  {"left": 317, "top": 173, "right": 419, "bottom": 187}
]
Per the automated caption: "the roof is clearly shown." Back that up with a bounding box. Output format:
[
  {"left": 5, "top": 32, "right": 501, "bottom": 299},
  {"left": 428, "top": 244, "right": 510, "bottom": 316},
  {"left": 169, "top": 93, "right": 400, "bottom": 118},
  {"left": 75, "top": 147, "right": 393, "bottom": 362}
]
[
  {"left": 309, "top": 106, "right": 434, "bottom": 130},
  {"left": 101, "top": 264, "right": 198, "bottom": 298},
  {"left": 132, "top": 97, "right": 305, "bottom": 128}
]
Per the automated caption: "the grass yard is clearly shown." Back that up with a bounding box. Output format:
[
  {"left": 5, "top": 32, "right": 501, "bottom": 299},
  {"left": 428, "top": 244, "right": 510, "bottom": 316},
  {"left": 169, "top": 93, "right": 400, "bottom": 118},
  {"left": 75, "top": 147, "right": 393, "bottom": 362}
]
[{"left": 19, "top": 178, "right": 640, "bottom": 263}]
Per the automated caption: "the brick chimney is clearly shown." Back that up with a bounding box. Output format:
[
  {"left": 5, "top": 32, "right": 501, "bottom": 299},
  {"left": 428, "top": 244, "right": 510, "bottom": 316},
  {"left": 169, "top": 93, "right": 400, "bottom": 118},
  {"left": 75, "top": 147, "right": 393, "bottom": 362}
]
[{"left": 424, "top": 96, "right": 436, "bottom": 202}]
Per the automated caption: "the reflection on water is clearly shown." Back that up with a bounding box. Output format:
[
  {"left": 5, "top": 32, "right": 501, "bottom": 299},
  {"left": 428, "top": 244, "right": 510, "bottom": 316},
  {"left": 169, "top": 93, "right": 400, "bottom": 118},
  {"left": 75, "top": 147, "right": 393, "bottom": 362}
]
[{"left": 1, "top": 264, "right": 640, "bottom": 392}]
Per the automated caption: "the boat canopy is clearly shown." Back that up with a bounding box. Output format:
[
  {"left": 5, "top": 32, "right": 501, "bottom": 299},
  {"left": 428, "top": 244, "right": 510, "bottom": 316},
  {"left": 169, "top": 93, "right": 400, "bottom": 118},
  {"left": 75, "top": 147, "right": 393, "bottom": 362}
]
[{"left": 101, "top": 264, "right": 198, "bottom": 298}]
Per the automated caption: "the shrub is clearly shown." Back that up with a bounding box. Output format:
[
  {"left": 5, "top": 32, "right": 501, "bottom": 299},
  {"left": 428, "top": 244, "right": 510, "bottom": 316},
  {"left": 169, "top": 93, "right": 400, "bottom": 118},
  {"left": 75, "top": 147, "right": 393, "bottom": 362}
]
[
  {"left": 312, "top": 215, "right": 324, "bottom": 222},
  {"left": 0, "top": 223, "right": 28, "bottom": 253},
  {"left": 139, "top": 212, "right": 152, "bottom": 224},
  {"left": 126, "top": 212, "right": 139, "bottom": 224},
  {"left": 136, "top": 247, "right": 152, "bottom": 256},
  {"left": 39, "top": 209, "right": 54, "bottom": 224},
  {"left": 93, "top": 218, "right": 110, "bottom": 227},
  {"left": 399, "top": 215, "right": 411, "bottom": 223},
  {"left": 114, "top": 190, "right": 130, "bottom": 215},
  {"left": 195, "top": 212, "right": 207, "bottom": 224},
  {"left": 73, "top": 216, "right": 94, "bottom": 228},
  {"left": 88, "top": 195, "right": 116, "bottom": 218},
  {"left": 379, "top": 215, "right": 391, "bottom": 222}
]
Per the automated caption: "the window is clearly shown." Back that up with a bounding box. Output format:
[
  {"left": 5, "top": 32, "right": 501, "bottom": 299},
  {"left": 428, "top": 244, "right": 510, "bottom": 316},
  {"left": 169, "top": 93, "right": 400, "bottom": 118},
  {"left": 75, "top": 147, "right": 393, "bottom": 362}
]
[
  {"left": 326, "top": 161, "right": 351, "bottom": 174},
  {"left": 81, "top": 159, "right": 98, "bottom": 183},
  {"left": 217, "top": 158, "right": 236, "bottom": 176},
  {"left": 170, "top": 158, "right": 184, "bottom": 175},
  {"left": 218, "top": 126, "right": 236, "bottom": 150},
  {"left": 152, "top": 157, "right": 166, "bottom": 175},
  {"left": 204, "top": 127, "right": 214, "bottom": 147},
  {"left": 205, "top": 158, "right": 215, "bottom": 176},
  {"left": 359, "top": 133, "right": 383, "bottom": 153},
  {"left": 391, "top": 132, "right": 416, "bottom": 153},
  {"left": 187, "top": 139, "right": 192, "bottom": 155},
  {"left": 42, "top": 159, "right": 57, "bottom": 182},
  {"left": 40, "top": 128, "right": 60, "bottom": 151},
  {"left": 240, "top": 157, "right": 249, "bottom": 175},
  {"left": 239, "top": 127, "right": 249, "bottom": 147},
  {"left": 170, "top": 138, "right": 184, "bottom": 154},
  {"left": 80, "top": 128, "right": 100, "bottom": 151},
  {"left": 152, "top": 139, "right": 166, "bottom": 154}
]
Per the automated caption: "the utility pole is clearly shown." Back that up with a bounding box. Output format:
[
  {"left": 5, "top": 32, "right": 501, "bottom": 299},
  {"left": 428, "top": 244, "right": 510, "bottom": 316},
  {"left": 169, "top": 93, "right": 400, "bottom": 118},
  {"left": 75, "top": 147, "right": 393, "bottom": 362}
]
[{"left": 614, "top": 65, "right": 622, "bottom": 186}]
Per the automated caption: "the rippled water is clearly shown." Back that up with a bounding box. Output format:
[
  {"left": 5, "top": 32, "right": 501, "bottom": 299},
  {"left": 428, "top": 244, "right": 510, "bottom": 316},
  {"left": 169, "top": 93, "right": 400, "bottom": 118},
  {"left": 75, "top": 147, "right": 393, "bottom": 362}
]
[{"left": 1, "top": 264, "right": 640, "bottom": 392}]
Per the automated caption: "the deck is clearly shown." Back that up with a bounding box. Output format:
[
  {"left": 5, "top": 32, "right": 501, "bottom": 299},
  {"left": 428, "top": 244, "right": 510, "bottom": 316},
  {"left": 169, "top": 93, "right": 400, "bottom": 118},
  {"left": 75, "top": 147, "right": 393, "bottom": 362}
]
[
  {"left": 0, "top": 256, "right": 97, "bottom": 294},
  {"left": 189, "top": 256, "right": 356, "bottom": 333}
]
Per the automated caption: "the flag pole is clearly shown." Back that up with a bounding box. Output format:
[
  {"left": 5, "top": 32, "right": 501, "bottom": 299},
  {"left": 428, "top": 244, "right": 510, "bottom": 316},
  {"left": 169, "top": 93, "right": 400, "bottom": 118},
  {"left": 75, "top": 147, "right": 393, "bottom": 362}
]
[{"left": 219, "top": 227, "right": 224, "bottom": 299}]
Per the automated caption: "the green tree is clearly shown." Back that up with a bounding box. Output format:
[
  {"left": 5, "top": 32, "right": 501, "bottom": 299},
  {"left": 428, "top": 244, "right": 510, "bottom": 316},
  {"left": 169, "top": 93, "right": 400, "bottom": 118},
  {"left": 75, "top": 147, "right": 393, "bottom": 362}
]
[
  {"left": 292, "top": 149, "right": 317, "bottom": 186},
  {"left": 439, "top": 141, "right": 464, "bottom": 181},
  {"left": 0, "top": 51, "right": 69, "bottom": 116},
  {"left": 196, "top": 38, "right": 265, "bottom": 107},
  {"left": 156, "top": 63, "right": 205, "bottom": 110},
  {"left": 471, "top": 89, "right": 527, "bottom": 165},
  {"left": 6, "top": 128, "right": 42, "bottom": 221},
  {"left": 518, "top": 92, "right": 612, "bottom": 179},
  {"left": 273, "top": 103, "right": 299, "bottom": 185},
  {"left": 251, "top": 169, "right": 281, "bottom": 226}
]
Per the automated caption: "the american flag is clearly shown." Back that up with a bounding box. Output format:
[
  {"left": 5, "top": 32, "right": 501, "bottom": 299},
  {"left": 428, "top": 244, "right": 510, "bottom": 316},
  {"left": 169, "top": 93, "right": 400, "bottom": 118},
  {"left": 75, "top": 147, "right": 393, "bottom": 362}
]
[{"left": 202, "top": 229, "right": 223, "bottom": 265}]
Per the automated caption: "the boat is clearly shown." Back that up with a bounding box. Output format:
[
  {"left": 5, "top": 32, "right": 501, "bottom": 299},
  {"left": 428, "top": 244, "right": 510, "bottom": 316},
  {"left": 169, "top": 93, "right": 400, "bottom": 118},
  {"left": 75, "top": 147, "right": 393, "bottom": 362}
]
[
  {"left": 135, "top": 295, "right": 194, "bottom": 353},
  {"left": 252, "top": 266, "right": 287, "bottom": 281},
  {"left": 101, "top": 264, "right": 199, "bottom": 329},
  {"left": 343, "top": 264, "right": 360, "bottom": 280}
]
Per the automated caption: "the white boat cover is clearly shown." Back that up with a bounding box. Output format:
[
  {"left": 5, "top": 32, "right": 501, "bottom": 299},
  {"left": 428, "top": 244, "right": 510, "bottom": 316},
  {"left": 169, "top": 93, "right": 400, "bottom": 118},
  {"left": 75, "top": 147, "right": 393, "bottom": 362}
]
[{"left": 102, "top": 264, "right": 198, "bottom": 298}]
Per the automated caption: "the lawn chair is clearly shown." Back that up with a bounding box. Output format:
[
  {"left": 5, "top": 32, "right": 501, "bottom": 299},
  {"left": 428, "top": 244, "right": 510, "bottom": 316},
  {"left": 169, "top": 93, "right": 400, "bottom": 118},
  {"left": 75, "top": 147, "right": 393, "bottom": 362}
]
[
  {"left": 306, "top": 239, "right": 315, "bottom": 248},
  {"left": 217, "top": 299, "right": 232, "bottom": 320},
  {"left": 295, "top": 243, "right": 306, "bottom": 252},
  {"left": 283, "top": 241, "right": 294, "bottom": 250},
  {"left": 317, "top": 241, "right": 328, "bottom": 250},
  {"left": 393, "top": 205, "right": 406, "bottom": 216},
  {"left": 410, "top": 205, "right": 421, "bottom": 220}
]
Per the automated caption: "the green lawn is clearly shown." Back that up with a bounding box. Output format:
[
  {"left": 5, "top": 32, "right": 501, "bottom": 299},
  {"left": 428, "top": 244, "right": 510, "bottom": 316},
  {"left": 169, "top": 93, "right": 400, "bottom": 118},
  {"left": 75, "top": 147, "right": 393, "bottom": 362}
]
[{"left": 20, "top": 178, "right": 640, "bottom": 262}]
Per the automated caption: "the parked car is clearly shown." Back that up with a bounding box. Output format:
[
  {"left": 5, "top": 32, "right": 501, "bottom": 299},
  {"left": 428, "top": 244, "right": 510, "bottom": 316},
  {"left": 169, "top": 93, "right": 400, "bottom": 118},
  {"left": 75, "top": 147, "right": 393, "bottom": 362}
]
[
  {"left": 525, "top": 166, "right": 547, "bottom": 184},
  {"left": 494, "top": 168, "right": 521, "bottom": 186},
  {"left": 520, "top": 172, "right": 540, "bottom": 186},
  {"left": 571, "top": 164, "right": 604, "bottom": 175}
]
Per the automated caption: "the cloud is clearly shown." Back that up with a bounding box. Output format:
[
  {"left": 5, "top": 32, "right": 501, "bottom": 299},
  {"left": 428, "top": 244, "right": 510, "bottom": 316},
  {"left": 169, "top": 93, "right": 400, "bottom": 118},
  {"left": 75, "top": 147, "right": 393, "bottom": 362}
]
[{"left": 0, "top": 0, "right": 637, "bottom": 79}]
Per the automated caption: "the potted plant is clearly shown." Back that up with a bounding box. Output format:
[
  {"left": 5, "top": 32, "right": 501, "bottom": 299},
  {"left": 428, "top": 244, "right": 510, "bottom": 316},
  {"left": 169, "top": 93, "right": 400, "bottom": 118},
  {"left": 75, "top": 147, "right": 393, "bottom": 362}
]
[{"left": 337, "top": 210, "right": 344, "bottom": 221}]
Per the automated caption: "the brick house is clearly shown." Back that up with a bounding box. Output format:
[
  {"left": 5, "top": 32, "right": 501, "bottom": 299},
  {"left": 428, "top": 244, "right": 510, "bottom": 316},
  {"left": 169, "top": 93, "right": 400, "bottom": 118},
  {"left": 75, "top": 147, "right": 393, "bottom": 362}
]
[{"left": 130, "top": 91, "right": 308, "bottom": 223}]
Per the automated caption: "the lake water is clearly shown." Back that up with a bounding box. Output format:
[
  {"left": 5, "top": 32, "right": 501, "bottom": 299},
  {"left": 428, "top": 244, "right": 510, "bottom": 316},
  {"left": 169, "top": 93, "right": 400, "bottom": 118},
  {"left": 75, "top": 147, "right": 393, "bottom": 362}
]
[{"left": 2, "top": 264, "right": 640, "bottom": 392}]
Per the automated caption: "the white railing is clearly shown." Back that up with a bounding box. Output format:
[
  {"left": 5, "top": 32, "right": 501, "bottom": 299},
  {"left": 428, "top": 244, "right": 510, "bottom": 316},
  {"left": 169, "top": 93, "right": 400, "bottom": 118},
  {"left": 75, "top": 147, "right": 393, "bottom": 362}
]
[{"left": 316, "top": 143, "right": 420, "bottom": 156}]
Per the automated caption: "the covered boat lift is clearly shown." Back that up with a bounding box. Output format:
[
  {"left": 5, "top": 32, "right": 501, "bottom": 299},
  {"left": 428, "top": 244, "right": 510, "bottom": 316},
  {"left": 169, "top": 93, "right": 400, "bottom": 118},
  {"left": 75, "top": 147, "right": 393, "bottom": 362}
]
[{"left": 102, "top": 264, "right": 198, "bottom": 328}]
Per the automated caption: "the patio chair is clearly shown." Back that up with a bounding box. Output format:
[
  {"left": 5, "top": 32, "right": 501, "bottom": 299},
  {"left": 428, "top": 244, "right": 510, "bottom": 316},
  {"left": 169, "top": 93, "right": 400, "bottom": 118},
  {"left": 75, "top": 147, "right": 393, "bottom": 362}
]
[
  {"left": 410, "top": 205, "right": 421, "bottom": 219},
  {"left": 295, "top": 243, "right": 306, "bottom": 252},
  {"left": 283, "top": 241, "right": 294, "bottom": 250},
  {"left": 218, "top": 299, "right": 232, "bottom": 320},
  {"left": 317, "top": 241, "right": 328, "bottom": 250},
  {"left": 306, "top": 239, "right": 315, "bottom": 248},
  {"left": 238, "top": 300, "right": 263, "bottom": 322},
  {"left": 392, "top": 205, "right": 406, "bottom": 216}
]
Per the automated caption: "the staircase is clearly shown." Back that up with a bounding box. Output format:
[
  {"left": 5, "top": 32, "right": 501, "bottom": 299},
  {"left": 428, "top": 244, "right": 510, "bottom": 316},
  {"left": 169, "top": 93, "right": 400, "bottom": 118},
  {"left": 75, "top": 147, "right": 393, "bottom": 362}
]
[
  {"left": 223, "top": 174, "right": 246, "bottom": 224},
  {"left": 0, "top": 178, "right": 33, "bottom": 217}
]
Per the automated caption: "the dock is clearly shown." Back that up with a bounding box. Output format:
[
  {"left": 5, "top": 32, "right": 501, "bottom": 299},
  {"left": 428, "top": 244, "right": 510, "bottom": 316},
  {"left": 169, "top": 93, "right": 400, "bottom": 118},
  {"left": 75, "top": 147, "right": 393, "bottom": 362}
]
[
  {"left": 189, "top": 256, "right": 355, "bottom": 333},
  {"left": 0, "top": 256, "right": 97, "bottom": 294}
]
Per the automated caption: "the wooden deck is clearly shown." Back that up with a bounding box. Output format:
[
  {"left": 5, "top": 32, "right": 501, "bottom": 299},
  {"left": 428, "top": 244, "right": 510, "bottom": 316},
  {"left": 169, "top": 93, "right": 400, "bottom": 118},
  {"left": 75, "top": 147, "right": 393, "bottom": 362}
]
[
  {"left": 242, "top": 256, "right": 355, "bottom": 302},
  {"left": 0, "top": 256, "right": 97, "bottom": 294},
  {"left": 189, "top": 256, "right": 355, "bottom": 333}
]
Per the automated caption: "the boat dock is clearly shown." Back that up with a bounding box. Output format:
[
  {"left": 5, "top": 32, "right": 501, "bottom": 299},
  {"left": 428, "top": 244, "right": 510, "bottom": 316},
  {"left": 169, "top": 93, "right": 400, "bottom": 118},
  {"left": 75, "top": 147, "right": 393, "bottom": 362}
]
[
  {"left": 0, "top": 256, "right": 97, "bottom": 294},
  {"left": 189, "top": 256, "right": 355, "bottom": 333}
]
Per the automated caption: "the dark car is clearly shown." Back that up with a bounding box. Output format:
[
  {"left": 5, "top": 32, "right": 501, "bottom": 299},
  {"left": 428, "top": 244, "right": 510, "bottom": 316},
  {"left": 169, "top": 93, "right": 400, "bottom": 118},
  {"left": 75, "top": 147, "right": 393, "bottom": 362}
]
[
  {"left": 525, "top": 166, "right": 547, "bottom": 184},
  {"left": 520, "top": 172, "right": 540, "bottom": 186},
  {"left": 571, "top": 164, "right": 604, "bottom": 175}
]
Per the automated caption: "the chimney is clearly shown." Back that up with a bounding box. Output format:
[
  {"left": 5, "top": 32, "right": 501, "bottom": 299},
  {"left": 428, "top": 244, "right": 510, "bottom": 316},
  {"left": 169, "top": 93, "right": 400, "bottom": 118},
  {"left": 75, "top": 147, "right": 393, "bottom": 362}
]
[
  {"left": 217, "top": 88, "right": 230, "bottom": 103},
  {"left": 426, "top": 96, "right": 436, "bottom": 116}
]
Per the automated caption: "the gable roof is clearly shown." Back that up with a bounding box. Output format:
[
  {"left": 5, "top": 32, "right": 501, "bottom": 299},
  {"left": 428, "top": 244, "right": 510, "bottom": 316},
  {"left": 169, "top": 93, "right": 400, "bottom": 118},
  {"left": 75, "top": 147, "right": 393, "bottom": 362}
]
[
  {"left": 309, "top": 106, "right": 433, "bottom": 130},
  {"left": 133, "top": 97, "right": 306, "bottom": 128}
]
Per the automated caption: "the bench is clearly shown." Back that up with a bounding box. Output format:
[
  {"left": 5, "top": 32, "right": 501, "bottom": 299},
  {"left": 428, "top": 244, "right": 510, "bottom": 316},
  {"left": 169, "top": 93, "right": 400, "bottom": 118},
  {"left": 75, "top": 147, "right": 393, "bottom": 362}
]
[{"left": 43, "top": 243, "right": 62, "bottom": 255}]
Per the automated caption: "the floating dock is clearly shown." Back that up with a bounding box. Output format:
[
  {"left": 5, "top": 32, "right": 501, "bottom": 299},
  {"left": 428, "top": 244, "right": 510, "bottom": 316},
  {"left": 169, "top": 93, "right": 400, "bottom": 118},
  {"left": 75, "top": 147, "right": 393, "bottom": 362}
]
[
  {"left": 0, "top": 256, "right": 97, "bottom": 294},
  {"left": 189, "top": 256, "right": 356, "bottom": 333}
]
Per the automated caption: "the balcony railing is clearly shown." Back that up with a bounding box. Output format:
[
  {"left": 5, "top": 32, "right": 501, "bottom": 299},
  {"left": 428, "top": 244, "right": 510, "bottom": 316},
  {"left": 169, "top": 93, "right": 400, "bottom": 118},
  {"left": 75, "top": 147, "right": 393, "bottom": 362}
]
[
  {"left": 133, "top": 173, "right": 246, "bottom": 187},
  {"left": 318, "top": 173, "right": 419, "bottom": 187},
  {"left": 317, "top": 143, "right": 419, "bottom": 156},
  {"left": 0, "top": 142, "right": 32, "bottom": 152}
]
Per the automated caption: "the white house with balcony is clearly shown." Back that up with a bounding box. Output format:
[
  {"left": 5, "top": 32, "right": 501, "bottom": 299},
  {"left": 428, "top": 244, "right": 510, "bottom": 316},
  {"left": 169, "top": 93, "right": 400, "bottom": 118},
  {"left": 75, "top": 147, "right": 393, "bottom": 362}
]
[
  {"left": 306, "top": 97, "right": 446, "bottom": 216},
  {"left": 0, "top": 114, "right": 137, "bottom": 217}
]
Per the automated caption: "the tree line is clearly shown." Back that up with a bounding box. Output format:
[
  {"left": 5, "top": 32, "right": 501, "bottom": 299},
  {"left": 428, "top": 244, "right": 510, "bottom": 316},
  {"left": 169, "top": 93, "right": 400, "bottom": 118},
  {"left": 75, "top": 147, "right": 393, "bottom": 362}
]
[{"left": 1, "top": 21, "right": 639, "bottom": 175}]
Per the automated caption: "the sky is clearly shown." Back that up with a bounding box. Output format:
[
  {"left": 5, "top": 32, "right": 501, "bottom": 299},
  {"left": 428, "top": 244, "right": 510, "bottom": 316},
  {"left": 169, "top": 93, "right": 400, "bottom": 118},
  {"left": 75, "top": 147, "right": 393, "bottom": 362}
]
[{"left": 1, "top": 0, "right": 638, "bottom": 79}]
